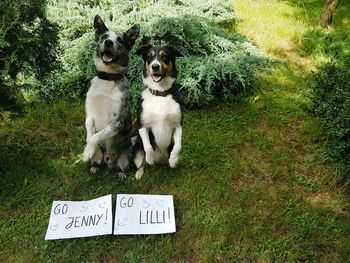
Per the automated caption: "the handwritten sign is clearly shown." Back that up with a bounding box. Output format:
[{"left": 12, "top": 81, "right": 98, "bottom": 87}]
[
  {"left": 114, "top": 194, "right": 176, "bottom": 235},
  {"left": 45, "top": 194, "right": 112, "bottom": 240}
]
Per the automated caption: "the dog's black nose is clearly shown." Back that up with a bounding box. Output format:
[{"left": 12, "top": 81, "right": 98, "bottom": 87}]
[
  {"left": 104, "top": 39, "right": 114, "bottom": 48},
  {"left": 152, "top": 63, "right": 160, "bottom": 72}
]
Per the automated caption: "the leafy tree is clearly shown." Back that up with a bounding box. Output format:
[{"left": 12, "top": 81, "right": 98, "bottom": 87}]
[{"left": 0, "top": 0, "right": 58, "bottom": 111}]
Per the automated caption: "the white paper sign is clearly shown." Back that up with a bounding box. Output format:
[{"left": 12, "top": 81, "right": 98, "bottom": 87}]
[
  {"left": 114, "top": 194, "right": 176, "bottom": 235},
  {"left": 45, "top": 194, "right": 112, "bottom": 240}
]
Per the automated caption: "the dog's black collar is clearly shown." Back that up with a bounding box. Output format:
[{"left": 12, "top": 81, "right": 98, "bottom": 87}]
[
  {"left": 149, "top": 88, "right": 173, "bottom": 97},
  {"left": 96, "top": 71, "right": 125, "bottom": 81}
]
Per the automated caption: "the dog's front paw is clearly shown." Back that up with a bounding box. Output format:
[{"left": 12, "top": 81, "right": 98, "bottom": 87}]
[
  {"left": 135, "top": 167, "right": 145, "bottom": 180},
  {"left": 118, "top": 171, "right": 127, "bottom": 180},
  {"left": 90, "top": 166, "right": 99, "bottom": 174},
  {"left": 169, "top": 151, "right": 180, "bottom": 168},
  {"left": 145, "top": 148, "right": 155, "bottom": 165},
  {"left": 94, "top": 148, "right": 104, "bottom": 165},
  {"left": 83, "top": 143, "right": 97, "bottom": 162}
]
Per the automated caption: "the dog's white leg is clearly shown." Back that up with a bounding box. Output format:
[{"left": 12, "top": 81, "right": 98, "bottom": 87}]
[
  {"left": 134, "top": 149, "right": 145, "bottom": 169},
  {"left": 83, "top": 116, "right": 98, "bottom": 162},
  {"left": 84, "top": 118, "right": 124, "bottom": 162},
  {"left": 135, "top": 167, "right": 145, "bottom": 180},
  {"left": 169, "top": 126, "right": 182, "bottom": 168},
  {"left": 139, "top": 127, "right": 155, "bottom": 165},
  {"left": 91, "top": 120, "right": 122, "bottom": 144},
  {"left": 134, "top": 150, "right": 145, "bottom": 180},
  {"left": 85, "top": 116, "right": 95, "bottom": 143},
  {"left": 83, "top": 116, "right": 96, "bottom": 162},
  {"left": 83, "top": 143, "right": 99, "bottom": 162}
]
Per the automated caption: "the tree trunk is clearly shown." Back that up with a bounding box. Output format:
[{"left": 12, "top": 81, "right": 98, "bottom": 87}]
[{"left": 319, "top": 0, "right": 340, "bottom": 27}]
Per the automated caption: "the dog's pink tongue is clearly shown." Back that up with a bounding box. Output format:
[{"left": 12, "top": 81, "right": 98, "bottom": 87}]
[
  {"left": 153, "top": 75, "right": 162, "bottom": 82},
  {"left": 103, "top": 53, "right": 113, "bottom": 63}
]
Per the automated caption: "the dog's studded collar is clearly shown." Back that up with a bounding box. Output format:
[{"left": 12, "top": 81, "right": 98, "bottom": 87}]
[
  {"left": 96, "top": 71, "right": 125, "bottom": 81},
  {"left": 149, "top": 88, "right": 173, "bottom": 97}
]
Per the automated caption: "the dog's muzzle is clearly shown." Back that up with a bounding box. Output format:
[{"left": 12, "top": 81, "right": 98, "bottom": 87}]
[{"left": 151, "top": 63, "right": 164, "bottom": 82}]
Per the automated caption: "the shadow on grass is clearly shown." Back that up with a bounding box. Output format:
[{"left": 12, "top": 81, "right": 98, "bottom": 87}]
[
  {"left": 0, "top": 100, "right": 84, "bottom": 205},
  {"left": 0, "top": 130, "right": 62, "bottom": 208}
]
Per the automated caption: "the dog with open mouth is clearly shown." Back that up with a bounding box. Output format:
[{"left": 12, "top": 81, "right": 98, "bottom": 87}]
[
  {"left": 132, "top": 45, "right": 183, "bottom": 180},
  {"left": 83, "top": 15, "right": 139, "bottom": 178}
]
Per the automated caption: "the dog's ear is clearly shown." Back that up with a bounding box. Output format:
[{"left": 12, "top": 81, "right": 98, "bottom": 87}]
[
  {"left": 94, "top": 15, "right": 108, "bottom": 37},
  {"left": 135, "top": 44, "right": 152, "bottom": 57},
  {"left": 164, "top": 46, "right": 183, "bottom": 58},
  {"left": 124, "top": 24, "right": 140, "bottom": 50}
]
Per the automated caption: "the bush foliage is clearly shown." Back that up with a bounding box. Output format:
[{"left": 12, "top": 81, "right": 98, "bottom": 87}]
[
  {"left": 39, "top": 0, "right": 269, "bottom": 107},
  {"left": 312, "top": 54, "right": 350, "bottom": 180},
  {"left": 0, "top": 0, "right": 58, "bottom": 111},
  {"left": 301, "top": 28, "right": 349, "bottom": 59}
]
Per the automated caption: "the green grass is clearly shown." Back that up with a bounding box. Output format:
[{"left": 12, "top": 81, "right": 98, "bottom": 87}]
[
  {"left": 234, "top": 0, "right": 350, "bottom": 64},
  {"left": 1, "top": 0, "right": 350, "bottom": 262},
  {"left": 1, "top": 100, "right": 349, "bottom": 262}
]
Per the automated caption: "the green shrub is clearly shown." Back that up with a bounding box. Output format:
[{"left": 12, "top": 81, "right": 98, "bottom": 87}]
[
  {"left": 0, "top": 0, "right": 58, "bottom": 111},
  {"left": 301, "top": 28, "right": 349, "bottom": 59},
  {"left": 312, "top": 54, "right": 350, "bottom": 180},
  {"left": 39, "top": 0, "right": 270, "bottom": 107},
  {"left": 130, "top": 15, "right": 269, "bottom": 107}
]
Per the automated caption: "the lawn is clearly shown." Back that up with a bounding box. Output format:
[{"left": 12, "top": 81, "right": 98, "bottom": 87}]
[{"left": 1, "top": 0, "right": 349, "bottom": 262}]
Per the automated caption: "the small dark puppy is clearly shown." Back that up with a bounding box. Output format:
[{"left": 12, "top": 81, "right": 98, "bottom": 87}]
[
  {"left": 83, "top": 15, "right": 139, "bottom": 177},
  {"left": 133, "top": 45, "right": 183, "bottom": 179}
]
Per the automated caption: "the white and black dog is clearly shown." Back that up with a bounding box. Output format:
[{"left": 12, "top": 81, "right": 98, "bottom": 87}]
[
  {"left": 83, "top": 15, "right": 139, "bottom": 177},
  {"left": 133, "top": 45, "right": 183, "bottom": 179}
]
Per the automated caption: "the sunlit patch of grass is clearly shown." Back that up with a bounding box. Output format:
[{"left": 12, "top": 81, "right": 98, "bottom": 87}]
[
  {"left": 232, "top": 0, "right": 350, "bottom": 69},
  {"left": 233, "top": 0, "right": 310, "bottom": 64},
  {"left": 287, "top": 0, "right": 349, "bottom": 62}
]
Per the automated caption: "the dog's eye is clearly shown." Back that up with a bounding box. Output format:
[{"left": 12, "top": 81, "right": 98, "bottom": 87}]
[
  {"left": 161, "top": 54, "right": 169, "bottom": 60},
  {"left": 101, "top": 34, "right": 108, "bottom": 40},
  {"left": 116, "top": 37, "right": 123, "bottom": 43}
]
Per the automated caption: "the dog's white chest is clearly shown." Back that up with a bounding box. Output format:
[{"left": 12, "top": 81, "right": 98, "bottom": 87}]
[
  {"left": 140, "top": 90, "right": 181, "bottom": 151},
  {"left": 86, "top": 77, "right": 123, "bottom": 132},
  {"left": 141, "top": 91, "right": 181, "bottom": 128}
]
